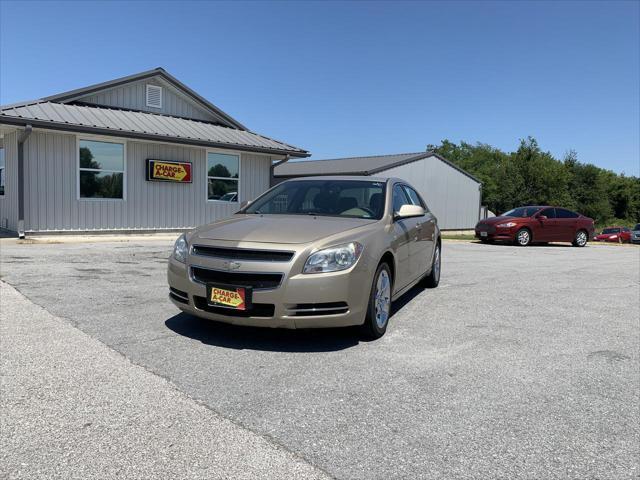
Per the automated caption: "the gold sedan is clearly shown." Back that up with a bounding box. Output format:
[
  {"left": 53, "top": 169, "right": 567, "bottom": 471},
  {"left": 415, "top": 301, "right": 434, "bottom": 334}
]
[{"left": 168, "top": 176, "right": 440, "bottom": 339}]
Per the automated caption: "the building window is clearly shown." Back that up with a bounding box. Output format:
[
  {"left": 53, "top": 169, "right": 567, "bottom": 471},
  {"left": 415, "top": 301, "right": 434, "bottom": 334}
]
[
  {"left": 0, "top": 146, "right": 5, "bottom": 196},
  {"left": 78, "top": 139, "right": 125, "bottom": 199},
  {"left": 207, "top": 152, "right": 239, "bottom": 202}
]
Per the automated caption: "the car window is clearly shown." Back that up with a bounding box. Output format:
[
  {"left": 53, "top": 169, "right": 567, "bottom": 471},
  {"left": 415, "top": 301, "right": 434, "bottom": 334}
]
[
  {"left": 623, "top": 228, "right": 630, "bottom": 232},
  {"left": 556, "top": 208, "right": 578, "bottom": 219},
  {"left": 502, "top": 207, "right": 541, "bottom": 217},
  {"left": 402, "top": 185, "right": 427, "bottom": 210},
  {"left": 602, "top": 228, "right": 620, "bottom": 234},
  {"left": 244, "top": 180, "right": 386, "bottom": 219},
  {"left": 539, "top": 208, "right": 556, "bottom": 219},
  {"left": 392, "top": 184, "right": 411, "bottom": 213},
  {"left": 634, "top": 224, "right": 640, "bottom": 231}
]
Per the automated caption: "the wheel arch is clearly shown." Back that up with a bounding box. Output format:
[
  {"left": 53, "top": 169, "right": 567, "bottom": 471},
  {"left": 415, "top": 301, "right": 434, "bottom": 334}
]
[{"left": 378, "top": 250, "right": 396, "bottom": 285}]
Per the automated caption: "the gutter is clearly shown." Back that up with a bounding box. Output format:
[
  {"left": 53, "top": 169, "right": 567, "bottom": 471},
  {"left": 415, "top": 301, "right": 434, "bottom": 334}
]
[{"left": 17, "top": 124, "right": 33, "bottom": 239}]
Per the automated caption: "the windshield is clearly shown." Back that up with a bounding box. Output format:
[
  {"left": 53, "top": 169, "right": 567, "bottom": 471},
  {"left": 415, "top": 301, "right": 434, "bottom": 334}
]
[
  {"left": 602, "top": 228, "right": 620, "bottom": 234},
  {"left": 634, "top": 224, "right": 640, "bottom": 231},
  {"left": 220, "top": 192, "right": 236, "bottom": 201},
  {"left": 243, "top": 179, "right": 386, "bottom": 220},
  {"left": 502, "top": 207, "right": 541, "bottom": 218}
]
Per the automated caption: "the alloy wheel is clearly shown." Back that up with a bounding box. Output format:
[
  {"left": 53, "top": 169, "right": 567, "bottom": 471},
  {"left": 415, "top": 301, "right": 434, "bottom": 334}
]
[
  {"left": 374, "top": 270, "right": 391, "bottom": 328},
  {"left": 433, "top": 245, "right": 441, "bottom": 283},
  {"left": 576, "top": 231, "right": 588, "bottom": 247},
  {"left": 517, "top": 229, "right": 531, "bottom": 246}
]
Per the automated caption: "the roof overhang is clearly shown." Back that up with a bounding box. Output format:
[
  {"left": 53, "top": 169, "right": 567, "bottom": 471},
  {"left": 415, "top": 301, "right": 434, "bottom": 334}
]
[{"left": 0, "top": 116, "right": 310, "bottom": 158}]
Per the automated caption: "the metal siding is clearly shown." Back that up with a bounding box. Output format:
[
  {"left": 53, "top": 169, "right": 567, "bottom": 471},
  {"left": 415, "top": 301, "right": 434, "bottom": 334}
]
[
  {"left": 79, "top": 77, "right": 217, "bottom": 123},
  {"left": 21, "top": 131, "right": 273, "bottom": 232},
  {"left": 378, "top": 156, "right": 481, "bottom": 230},
  {"left": 0, "top": 131, "right": 18, "bottom": 230}
]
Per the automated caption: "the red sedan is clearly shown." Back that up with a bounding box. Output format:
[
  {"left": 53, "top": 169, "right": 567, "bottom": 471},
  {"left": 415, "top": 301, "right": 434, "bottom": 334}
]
[
  {"left": 594, "top": 227, "right": 632, "bottom": 243},
  {"left": 475, "top": 206, "right": 595, "bottom": 247}
]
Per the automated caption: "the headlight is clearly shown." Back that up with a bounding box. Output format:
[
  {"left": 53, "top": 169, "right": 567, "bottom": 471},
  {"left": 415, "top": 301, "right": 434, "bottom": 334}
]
[
  {"left": 303, "top": 242, "right": 363, "bottom": 274},
  {"left": 496, "top": 222, "right": 517, "bottom": 228},
  {"left": 173, "top": 234, "right": 188, "bottom": 263}
]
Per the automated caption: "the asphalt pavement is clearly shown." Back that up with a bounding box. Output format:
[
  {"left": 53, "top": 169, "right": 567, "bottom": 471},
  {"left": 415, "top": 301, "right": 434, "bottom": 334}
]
[{"left": 1, "top": 239, "right": 638, "bottom": 479}]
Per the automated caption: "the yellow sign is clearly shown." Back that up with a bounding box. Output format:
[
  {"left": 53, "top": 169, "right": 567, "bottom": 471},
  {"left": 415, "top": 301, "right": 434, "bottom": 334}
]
[
  {"left": 146, "top": 159, "right": 192, "bottom": 183},
  {"left": 210, "top": 286, "right": 246, "bottom": 310}
]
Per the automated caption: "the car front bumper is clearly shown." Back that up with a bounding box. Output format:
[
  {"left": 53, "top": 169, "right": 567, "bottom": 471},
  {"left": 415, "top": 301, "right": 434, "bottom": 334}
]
[
  {"left": 167, "top": 252, "right": 372, "bottom": 329},
  {"left": 474, "top": 227, "right": 515, "bottom": 242}
]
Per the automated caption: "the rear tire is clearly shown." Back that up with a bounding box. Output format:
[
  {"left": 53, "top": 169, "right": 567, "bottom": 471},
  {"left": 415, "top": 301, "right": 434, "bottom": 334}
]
[
  {"left": 572, "top": 230, "right": 588, "bottom": 247},
  {"left": 423, "top": 242, "right": 441, "bottom": 288},
  {"left": 515, "top": 228, "right": 532, "bottom": 246},
  {"left": 362, "top": 263, "right": 392, "bottom": 340}
]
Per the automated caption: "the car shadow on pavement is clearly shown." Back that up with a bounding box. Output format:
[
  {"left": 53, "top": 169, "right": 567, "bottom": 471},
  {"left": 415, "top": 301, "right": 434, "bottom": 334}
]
[{"left": 165, "top": 312, "right": 362, "bottom": 352}]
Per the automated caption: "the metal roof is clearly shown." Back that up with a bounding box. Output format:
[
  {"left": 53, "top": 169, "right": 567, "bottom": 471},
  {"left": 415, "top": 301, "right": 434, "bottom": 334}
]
[
  {"left": 274, "top": 152, "right": 481, "bottom": 183},
  {"left": 0, "top": 101, "right": 309, "bottom": 157},
  {"left": 44, "top": 67, "right": 247, "bottom": 130}
]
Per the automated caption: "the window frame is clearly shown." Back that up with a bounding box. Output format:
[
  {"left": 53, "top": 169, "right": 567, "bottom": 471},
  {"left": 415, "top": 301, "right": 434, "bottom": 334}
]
[
  {"left": 76, "top": 135, "right": 127, "bottom": 201},
  {"left": 392, "top": 183, "right": 411, "bottom": 214},
  {"left": 401, "top": 184, "right": 428, "bottom": 211},
  {"left": 205, "top": 149, "right": 241, "bottom": 204}
]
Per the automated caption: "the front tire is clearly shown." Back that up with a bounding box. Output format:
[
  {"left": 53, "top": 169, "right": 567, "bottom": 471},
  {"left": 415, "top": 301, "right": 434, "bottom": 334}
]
[
  {"left": 423, "top": 242, "right": 441, "bottom": 288},
  {"left": 572, "top": 230, "right": 588, "bottom": 247},
  {"left": 362, "top": 263, "right": 392, "bottom": 339},
  {"left": 515, "top": 228, "right": 532, "bottom": 246}
]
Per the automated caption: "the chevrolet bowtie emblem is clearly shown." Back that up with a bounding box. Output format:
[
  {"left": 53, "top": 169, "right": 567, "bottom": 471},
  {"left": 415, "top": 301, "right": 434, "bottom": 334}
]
[{"left": 223, "top": 260, "right": 241, "bottom": 271}]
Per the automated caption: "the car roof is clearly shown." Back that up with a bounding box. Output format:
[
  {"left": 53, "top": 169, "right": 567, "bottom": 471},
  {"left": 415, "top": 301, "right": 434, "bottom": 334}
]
[{"left": 281, "top": 175, "right": 392, "bottom": 183}]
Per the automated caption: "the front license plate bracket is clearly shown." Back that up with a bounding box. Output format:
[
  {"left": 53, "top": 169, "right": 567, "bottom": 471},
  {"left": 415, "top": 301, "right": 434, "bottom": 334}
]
[{"left": 206, "top": 284, "right": 252, "bottom": 311}]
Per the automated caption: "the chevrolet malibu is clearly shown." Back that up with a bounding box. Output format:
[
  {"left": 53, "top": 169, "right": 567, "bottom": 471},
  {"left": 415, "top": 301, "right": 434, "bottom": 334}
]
[
  {"left": 168, "top": 177, "right": 441, "bottom": 338},
  {"left": 475, "top": 206, "right": 594, "bottom": 247}
]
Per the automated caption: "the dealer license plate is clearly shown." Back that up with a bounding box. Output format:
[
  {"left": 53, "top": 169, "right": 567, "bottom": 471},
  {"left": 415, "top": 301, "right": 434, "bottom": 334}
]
[
  {"left": 480, "top": 231, "right": 488, "bottom": 237},
  {"left": 207, "top": 284, "right": 251, "bottom": 310}
]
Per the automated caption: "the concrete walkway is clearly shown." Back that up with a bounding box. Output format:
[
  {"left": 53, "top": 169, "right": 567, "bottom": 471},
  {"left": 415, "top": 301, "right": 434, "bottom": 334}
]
[{"left": 0, "top": 282, "right": 330, "bottom": 480}]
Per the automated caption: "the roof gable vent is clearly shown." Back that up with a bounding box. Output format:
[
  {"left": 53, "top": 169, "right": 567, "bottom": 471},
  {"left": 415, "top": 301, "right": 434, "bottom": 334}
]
[{"left": 146, "top": 84, "right": 162, "bottom": 109}]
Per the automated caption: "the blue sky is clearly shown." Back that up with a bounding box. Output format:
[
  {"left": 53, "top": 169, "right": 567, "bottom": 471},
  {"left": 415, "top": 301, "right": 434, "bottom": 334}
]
[{"left": 1, "top": 1, "right": 638, "bottom": 175}]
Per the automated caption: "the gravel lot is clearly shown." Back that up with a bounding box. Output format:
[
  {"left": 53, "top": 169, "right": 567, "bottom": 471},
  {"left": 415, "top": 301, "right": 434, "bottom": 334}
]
[{"left": 1, "top": 239, "right": 639, "bottom": 479}]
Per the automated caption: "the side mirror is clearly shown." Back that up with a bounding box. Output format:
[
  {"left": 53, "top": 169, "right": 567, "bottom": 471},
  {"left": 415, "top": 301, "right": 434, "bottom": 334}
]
[
  {"left": 537, "top": 215, "right": 547, "bottom": 221},
  {"left": 395, "top": 204, "right": 425, "bottom": 220},
  {"left": 240, "top": 200, "right": 251, "bottom": 209}
]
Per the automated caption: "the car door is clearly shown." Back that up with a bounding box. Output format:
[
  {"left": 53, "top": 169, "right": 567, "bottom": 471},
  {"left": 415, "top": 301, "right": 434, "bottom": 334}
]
[
  {"left": 535, "top": 208, "right": 559, "bottom": 241},
  {"left": 390, "top": 184, "right": 419, "bottom": 292},
  {"left": 555, "top": 208, "right": 579, "bottom": 241},
  {"left": 402, "top": 184, "right": 433, "bottom": 278}
]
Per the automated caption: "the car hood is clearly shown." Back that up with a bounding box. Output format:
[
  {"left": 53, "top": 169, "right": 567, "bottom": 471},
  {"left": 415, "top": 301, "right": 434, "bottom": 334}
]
[
  {"left": 191, "top": 214, "right": 375, "bottom": 244},
  {"left": 478, "top": 216, "right": 525, "bottom": 226}
]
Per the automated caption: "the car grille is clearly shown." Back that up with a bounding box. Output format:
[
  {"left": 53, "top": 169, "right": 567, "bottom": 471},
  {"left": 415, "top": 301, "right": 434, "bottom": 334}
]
[
  {"left": 477, "top": 223, "right": 495, "bottom": 233},
  {"left": 191, "top": 266, "right": 283, "bottom": 290},
  {"left": 193, "top": 296, "right": 275, "bottom": 317},
  {"left": 191, "top": 245, "right": 294, "bottom": 262}
]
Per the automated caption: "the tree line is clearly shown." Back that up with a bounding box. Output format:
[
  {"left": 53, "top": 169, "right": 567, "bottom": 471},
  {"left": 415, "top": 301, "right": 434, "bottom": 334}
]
[{"left": 428, "top": 138, "right": 640, "bottom": 225}]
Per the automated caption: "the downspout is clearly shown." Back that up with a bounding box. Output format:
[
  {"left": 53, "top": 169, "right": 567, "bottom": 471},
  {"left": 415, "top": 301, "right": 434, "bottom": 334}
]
[
  {"left": 269, "top": 154, "right": 290, "bottom": 187},
  {"left": 17, "top": 125, "right": 33, "bottom": 239}
]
